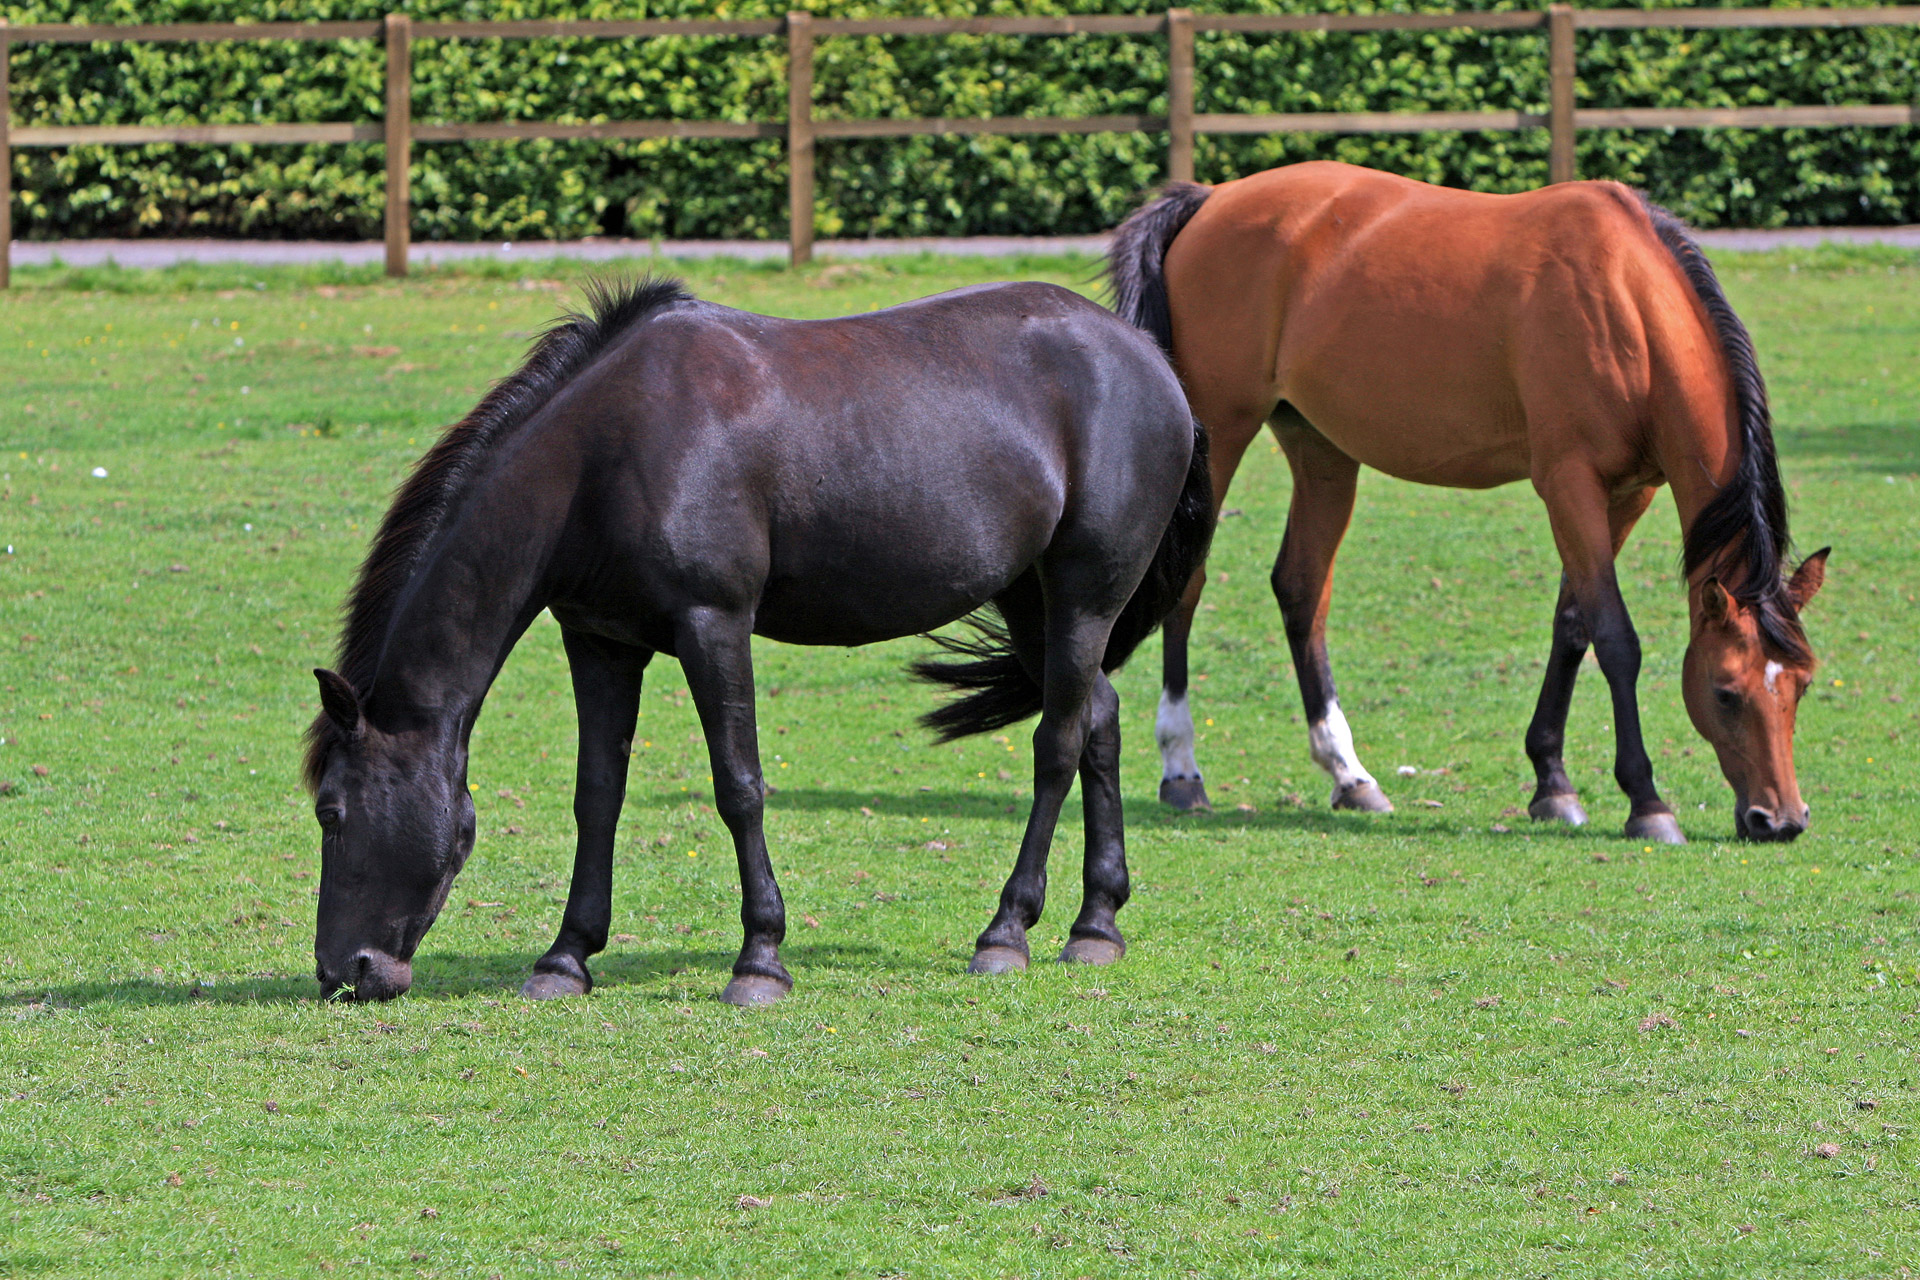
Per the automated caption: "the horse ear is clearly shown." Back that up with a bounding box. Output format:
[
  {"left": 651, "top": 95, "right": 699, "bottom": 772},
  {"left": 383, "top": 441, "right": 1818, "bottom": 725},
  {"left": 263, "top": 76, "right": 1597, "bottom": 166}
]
[
  {"left": 1698, "top": 578, "right": 1734, "bottom": 626},
  {"left": 1787, "top": 547, "right": 1830, "bottom": 613},
  {"left": 314, "top": 668, "right": 363, "bottom": 735}
]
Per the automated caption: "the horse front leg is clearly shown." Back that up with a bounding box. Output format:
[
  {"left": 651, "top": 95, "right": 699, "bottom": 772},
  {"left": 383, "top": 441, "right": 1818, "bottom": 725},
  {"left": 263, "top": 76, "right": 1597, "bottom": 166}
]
[
  {"left": 1523, "top": 575, "right": 1593, "bottom": 826},
  {"left": 676, "top": 607, "right": 793, "bottom": 1005},
  {"left": 1540, "top": 476, "right": 1684, "bottom": 844},
  {"left": 524, "top": 629, "right": 652, "bottom": 999},
  {"left": 1062, "top": 672, "right": 1129, "bottom": 966},
  {"left": 1271, "top": 411, "right": 1391, "bottom": 813},
  {"left": 971, "top": 617, "right": 1105, "bottom": 975}
]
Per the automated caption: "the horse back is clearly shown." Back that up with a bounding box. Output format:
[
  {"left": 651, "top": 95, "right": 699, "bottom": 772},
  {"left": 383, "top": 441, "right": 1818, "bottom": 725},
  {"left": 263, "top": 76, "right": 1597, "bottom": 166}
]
[
  {"left": 546, "top": 283, "right": 1191, "bottom": 646},
  {"left": 1163, "top": 162, "right": 1733, "bottom": 491}
]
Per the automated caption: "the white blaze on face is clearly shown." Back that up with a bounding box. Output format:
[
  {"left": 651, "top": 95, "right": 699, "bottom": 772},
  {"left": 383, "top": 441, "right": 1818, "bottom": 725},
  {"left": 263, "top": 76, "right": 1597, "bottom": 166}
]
[
  {"left": 1308, "top": 699, "right": 1378, "bottom": 801},
  {"left": 1764, "top": 660, "right": 1784, "bottom": 695},
  {"left": 1156, "top": 689, "right": 1202, "bottom": 782}
]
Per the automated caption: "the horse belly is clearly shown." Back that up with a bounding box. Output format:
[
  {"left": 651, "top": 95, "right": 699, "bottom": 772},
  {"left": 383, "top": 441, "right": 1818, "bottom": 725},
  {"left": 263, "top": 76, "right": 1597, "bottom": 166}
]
[
  {"left": 1281, "top": 313, "right": 1534, "bottom": 489},
  {"left": 1296, "top": 387, "right": 1533, "bottom": 490},
  {"left": 753, "top": 507, "right": 1051, "bottom": 647}
]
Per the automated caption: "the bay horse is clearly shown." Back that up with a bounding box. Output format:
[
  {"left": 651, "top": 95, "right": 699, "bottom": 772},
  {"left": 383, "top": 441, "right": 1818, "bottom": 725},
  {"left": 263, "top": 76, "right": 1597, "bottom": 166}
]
[
  {"left": 1108, "top": 161, "right": 1827, "bottom": 844},
  {"left": 304, "top": 277, "right": 1210, "bottom": 1005}
]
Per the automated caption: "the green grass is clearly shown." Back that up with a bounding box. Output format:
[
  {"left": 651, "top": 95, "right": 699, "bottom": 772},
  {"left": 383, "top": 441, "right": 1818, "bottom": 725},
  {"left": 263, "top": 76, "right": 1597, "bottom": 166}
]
[{"left": 1, "top": 248, "right": 1916, "bottom": 1278}]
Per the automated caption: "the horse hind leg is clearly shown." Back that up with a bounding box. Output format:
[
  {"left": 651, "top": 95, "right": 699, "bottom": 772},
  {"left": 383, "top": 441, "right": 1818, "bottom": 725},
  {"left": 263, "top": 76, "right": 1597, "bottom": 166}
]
[
  {"left": 1271, "top": 409, "right": 1392, "bottom": 813},
  {"left": 1062, "top": 670, "right": 1128, "bottom": 966},
  {"left": 1524, "top": 575, "right": 1593, "bottom": 827},
  {"left": 970, "top": 588, "right": 1109, "bottom": 976},
  {"left": 1156, "top": 574, "right": 1210, "bottom": 811},
  {"left": 1156, "top": 400, "right": 1268, "bottom": 813}
]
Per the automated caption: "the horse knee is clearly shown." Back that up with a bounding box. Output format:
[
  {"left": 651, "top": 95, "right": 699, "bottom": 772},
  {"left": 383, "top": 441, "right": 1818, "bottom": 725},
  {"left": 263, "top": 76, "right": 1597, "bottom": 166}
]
[{"left": 712, "top": 771, "right": 765, "bottom": 829}]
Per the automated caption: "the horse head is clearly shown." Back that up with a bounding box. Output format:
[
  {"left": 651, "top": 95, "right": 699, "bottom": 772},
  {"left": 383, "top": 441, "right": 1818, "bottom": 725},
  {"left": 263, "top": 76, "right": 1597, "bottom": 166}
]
[
  {"left": 309, "top": 669, "right": 475, "bottom": 1000},
  {"left": 1681, "top": 549, "right": 1828, "bottom": 842}
]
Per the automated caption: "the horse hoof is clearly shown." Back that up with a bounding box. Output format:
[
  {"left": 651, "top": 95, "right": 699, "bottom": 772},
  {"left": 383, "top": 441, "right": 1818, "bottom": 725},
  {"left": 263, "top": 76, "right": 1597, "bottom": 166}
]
[
  {"left": 1160, "top": 776, "right": 1212, "bottom": 812},
  {"left": 520, "top": 970, "right": 590, "bottom": 1000},
  {"left": 1528, "top": 793, "right": 1589, "bottom": 826},
  {"left": 1332, "top": 781, "right": 1394, "bottom": 813},
  {"left": 967, "top": 945, "right": 1030, "bottom": 975},
  {"left": 1625, "top": 812, "right": 1686, "bottom": 845},
  {"left": 1058, "top": 937, "right": 1124, "bottom": 966},
  {"left": 718, "top": 974, "right": 792, "bottom": 1007}
]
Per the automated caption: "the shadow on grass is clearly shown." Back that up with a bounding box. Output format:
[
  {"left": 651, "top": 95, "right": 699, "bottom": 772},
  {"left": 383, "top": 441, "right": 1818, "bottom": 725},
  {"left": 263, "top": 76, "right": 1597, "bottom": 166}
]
[
  {"left": 1, "top": 943, "right": 891, "bottom": 1010},
  {"left": 647, "top": 786, "right": 1028, "bottom": 823},
  {"left": 666, "top": 784, "right": 1641, "bottom": 843}
]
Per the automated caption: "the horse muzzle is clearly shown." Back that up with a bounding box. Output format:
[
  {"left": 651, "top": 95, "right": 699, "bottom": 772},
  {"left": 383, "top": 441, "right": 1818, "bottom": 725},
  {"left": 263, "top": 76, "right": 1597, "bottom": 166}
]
[
  {"left": 1736, "top": 802, "right": 1809, "bottom": 843},
  {"left": 317, "top": 949, "right": 414, "bottom": 1001}
]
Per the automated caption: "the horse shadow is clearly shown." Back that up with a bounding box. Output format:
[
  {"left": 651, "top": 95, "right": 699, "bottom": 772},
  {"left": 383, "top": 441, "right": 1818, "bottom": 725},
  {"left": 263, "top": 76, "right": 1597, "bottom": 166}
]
[
  {"left": 1, "top": 943, "right": 890, "bottom": 1010},
  {"left": 647, "top": 782, "right": 1615, "bottom": 843},
  {"left": 643, "top": 785, "right": 1027, "bottom": 824}
]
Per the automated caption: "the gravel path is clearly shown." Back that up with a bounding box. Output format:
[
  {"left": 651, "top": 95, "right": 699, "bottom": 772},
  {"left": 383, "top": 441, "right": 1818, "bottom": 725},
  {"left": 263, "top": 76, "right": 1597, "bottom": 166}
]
[{"left": 11, "top": 224, "right": 1919, "bottom": 270}]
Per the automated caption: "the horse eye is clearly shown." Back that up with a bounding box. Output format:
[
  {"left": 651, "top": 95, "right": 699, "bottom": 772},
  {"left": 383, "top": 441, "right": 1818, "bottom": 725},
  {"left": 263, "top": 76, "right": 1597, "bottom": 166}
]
[
  {"left": 316, "top": 805, "right": 344, "bottom": 829},
  {"left": 1713, "top": 688, "right": 1741, "bottom": 711}
]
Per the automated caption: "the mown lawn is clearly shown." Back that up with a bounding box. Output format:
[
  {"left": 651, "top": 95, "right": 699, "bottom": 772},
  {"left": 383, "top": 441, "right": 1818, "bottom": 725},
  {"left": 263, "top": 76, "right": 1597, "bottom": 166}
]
[{"left": 0, "top": 248, "right": 1915, "bottom": 1278}]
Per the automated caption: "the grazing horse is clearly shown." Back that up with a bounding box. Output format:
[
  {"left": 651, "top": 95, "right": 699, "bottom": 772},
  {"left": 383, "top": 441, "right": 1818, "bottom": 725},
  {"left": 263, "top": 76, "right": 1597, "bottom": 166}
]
[
  {"left": 304, "top": 278, "right": 1211, "bottom": 1005},
  {"left": 1108, "top": 161, "right": 1826, "bottom": 843}
]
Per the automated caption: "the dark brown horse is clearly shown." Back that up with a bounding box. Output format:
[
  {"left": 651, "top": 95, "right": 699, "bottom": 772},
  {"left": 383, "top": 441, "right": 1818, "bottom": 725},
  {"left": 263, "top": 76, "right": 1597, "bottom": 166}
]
[
  {"left": 1108, "top": 161, "right": 1826, "bottom": 843},
  {"left": 304, "top": 278, "right": 1210, "bottom": 1004}
]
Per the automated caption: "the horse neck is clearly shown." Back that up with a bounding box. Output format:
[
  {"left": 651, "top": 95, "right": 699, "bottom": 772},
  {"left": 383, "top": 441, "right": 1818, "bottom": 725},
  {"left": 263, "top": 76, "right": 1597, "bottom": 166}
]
[
  {"left": 362, "top": 443, "right": 576, "bottom": 737},
  {"left": 1658, "top": 399, "right": 1753, "bottom": 594}
]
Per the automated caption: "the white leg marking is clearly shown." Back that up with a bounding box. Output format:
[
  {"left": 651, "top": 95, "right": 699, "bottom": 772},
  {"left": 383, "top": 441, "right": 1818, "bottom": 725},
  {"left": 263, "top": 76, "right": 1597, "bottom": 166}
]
[
  {"left": 1156, "top": 689, "right": 1202, "bottom": 782},
  {"left": 1307, "top": 699, "right": 1379, "bottom": 804},
  {"left": 1764, "top": 660, "right": 1783, "bottom": 695}
]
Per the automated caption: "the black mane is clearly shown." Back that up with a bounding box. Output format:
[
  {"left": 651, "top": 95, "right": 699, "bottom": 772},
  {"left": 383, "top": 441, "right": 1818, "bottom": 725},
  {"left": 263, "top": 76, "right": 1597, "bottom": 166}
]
[
  {"left": 302, "top": 276, "right": 694, "bottom": 789},
  {"left": 1633, "top": 193, "right": 1810, "bottom": 664}
]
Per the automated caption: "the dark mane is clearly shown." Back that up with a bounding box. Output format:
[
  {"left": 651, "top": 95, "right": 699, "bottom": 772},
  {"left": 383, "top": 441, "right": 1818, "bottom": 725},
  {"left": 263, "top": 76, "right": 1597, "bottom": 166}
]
[
  {"left": 1632, "top": 192, "right": 1810, "bottom": 665},
  {"left": 302, "top": 276, "right": 695, "bottom": 789}
]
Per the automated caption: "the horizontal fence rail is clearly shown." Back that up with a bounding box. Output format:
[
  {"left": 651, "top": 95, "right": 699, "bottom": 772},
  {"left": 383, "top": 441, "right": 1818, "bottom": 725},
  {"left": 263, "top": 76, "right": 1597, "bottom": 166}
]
[{"left": 2, "top": 6, "right": 1919, "bottom": 285}]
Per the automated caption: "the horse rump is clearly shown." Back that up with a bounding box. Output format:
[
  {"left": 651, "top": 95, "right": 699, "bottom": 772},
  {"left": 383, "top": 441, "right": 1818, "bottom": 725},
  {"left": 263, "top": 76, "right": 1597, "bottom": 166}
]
[{"left": 913, "top": 417, "right": 1213, "bottom": 743}]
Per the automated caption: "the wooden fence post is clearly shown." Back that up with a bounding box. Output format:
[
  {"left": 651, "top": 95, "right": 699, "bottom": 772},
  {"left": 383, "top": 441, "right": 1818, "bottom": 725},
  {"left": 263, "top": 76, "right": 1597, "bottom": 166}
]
[
  {"left": 1, "top": 20, "right": 12, "bottom": 291},
  {"left": 1166, "top": 8, "right": 1195, "bottom": 185},
  {"left": 384, "top": 13, "right": 412, "bottom": 278},
  {"left": 1548, "top": 4, "right": 1576, "bottom": 183},
  {"left": 787, "top": 11, "right": 814, "bottom": 268}
]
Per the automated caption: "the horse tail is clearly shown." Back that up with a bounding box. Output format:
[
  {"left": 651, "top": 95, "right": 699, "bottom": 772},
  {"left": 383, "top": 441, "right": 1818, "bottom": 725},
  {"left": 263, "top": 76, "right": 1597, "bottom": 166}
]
[
  {"left": 912, "top": 417, "right": 1214, "bottom": 743},
  {"left": 911, "top": 614, "right": 1037, "bottom": 743},
  {"left": 1633, "top": 192, "right": 1807, "bottom": 662},
  {"left": 1104, "top": 181, "right": 1212, "bottom": 352},
  {"left": 1099, "top": 414, "right": 1214, "bottom": 674}
]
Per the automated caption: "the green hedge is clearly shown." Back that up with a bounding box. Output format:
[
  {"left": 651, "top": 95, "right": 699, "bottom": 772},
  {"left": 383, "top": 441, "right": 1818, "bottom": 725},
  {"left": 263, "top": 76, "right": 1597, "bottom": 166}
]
[{"left": 6, "top": 0, "right": 1919, "bottom": 240}]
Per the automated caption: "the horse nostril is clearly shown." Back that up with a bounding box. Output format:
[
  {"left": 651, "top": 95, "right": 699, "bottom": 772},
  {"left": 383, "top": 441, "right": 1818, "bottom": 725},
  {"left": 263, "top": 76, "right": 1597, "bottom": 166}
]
[{"left": 1743, "top": 807, "right": 1778, "bottom": 837}]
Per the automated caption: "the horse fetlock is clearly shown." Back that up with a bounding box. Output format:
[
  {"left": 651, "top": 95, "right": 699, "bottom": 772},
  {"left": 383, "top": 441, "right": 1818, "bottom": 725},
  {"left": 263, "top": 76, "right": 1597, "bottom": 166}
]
[
  {"left": 1155, "top": 689, "right": 1203, "bottom": 782},
  {"left": 1307, "top": 702, "right": 1379, "bottom": 798}
]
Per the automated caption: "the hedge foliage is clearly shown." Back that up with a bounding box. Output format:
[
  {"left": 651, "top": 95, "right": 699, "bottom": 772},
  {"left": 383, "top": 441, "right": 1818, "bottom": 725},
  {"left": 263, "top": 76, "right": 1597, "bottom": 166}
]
[{"left": 5, "top": 0, "right": 1919, "bottom": 240}]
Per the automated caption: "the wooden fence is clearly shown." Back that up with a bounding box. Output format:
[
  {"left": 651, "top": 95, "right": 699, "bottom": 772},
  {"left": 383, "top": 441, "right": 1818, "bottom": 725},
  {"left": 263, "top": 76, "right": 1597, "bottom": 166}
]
[{"left": 2, "top": 5, "right": 1918, "bottom": 287}]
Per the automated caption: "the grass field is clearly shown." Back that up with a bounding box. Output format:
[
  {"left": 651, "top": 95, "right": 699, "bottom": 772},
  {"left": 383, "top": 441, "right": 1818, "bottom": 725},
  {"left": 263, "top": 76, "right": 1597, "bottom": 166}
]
[{"left": 1, "top": 247, "right": 1916, "bottom": 1278}]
